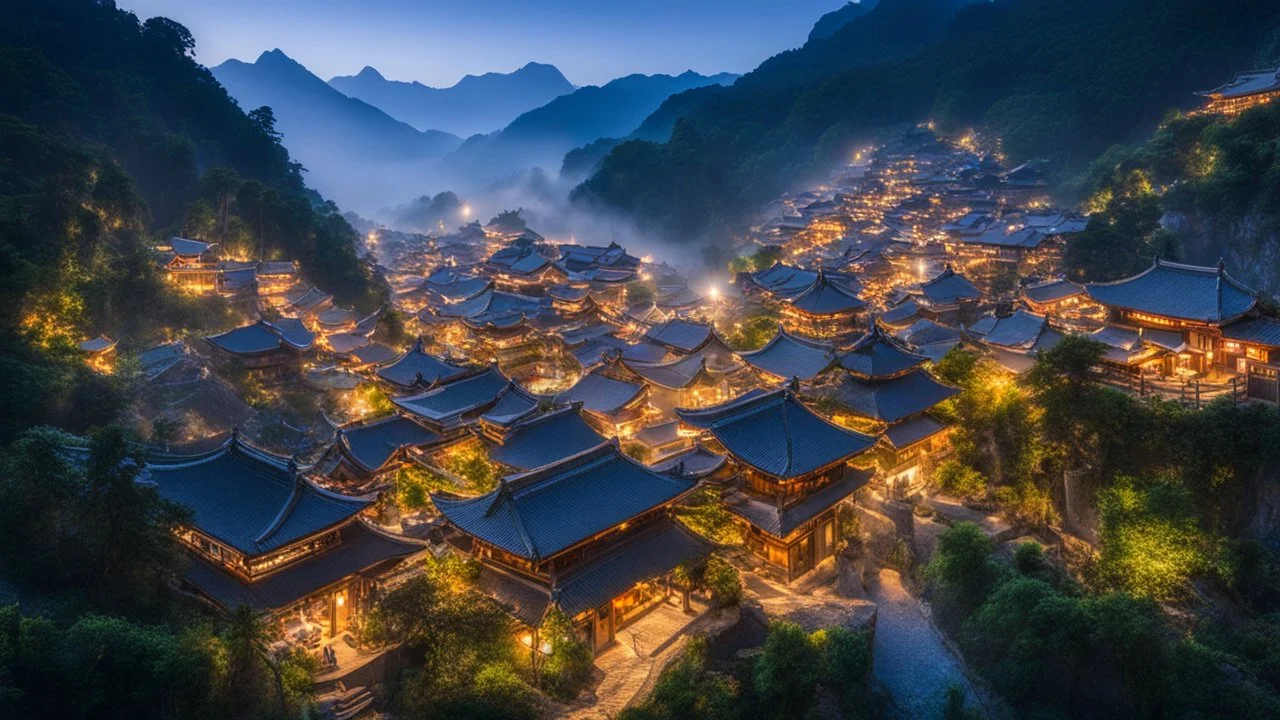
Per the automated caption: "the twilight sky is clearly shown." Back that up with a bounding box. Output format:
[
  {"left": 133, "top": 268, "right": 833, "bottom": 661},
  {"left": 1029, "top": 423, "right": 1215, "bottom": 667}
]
[{"left": 115, "top": 0, "right": 846, "bottom": 87}]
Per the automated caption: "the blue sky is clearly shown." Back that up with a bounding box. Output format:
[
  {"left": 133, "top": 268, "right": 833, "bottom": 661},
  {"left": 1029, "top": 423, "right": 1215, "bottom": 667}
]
[{"left": 116, "top": 0, "right": 847, "bottom": 87}]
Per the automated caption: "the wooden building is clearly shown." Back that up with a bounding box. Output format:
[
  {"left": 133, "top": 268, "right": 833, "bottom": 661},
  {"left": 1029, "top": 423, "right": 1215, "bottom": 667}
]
[
  {"left": 204, "top": 318, "right": 315, "bottom": 377},
  {"left": 432, "top": 441, "right": 709, "bottom": 655},
  {"left": 1197, "top": 67, "right": 1280, "bottom": 115},
  {"left": 808, "top": 325, "right": 960, "bottom": 497},
  {"left": 677, "top": 388, "right": 877, "bottom": 582},
  {"left": 151, "top": 432, "right": 423, "bottom": 644}
]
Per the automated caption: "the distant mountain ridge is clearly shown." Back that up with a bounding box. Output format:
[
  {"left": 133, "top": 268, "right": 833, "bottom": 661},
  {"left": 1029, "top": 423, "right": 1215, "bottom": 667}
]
[
  {"left": 328, "top": 62, "right": 575, "bottom": 136},
  {"left": 809, "top": 0, "right": 881, "bottom": 41},
  {"left": 212, "top": 49, "right": 462, "bottom": 211},
  {"left": 444, "top": 70, "right": 738, "bottom": 183}
]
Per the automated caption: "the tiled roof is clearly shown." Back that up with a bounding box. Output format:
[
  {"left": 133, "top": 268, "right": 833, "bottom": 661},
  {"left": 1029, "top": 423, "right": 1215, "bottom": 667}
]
[
  {"left": 1199, "top": 67, "right": 1280, "bottom": 99},
  {"left": 812, "top": 369, "right": 959, "bottom": 424},
  {"left": 183, "top": 521, "right": 419, "bottom": 612},
  {"left": 677, "top": 389, "right": 875, "bottom": 479},
  {"left": 375, "top": 339, "right": 470, "bottom": 388},
  {"left": 474, "top": 563, "right": 551, "bottom": 627},
  {"left": 1085, "top": 259, "right": 1257, "bottom": 324},
  {"left": 965, "top": 225, "right": 1046, "bottom": 249},
  {"left": 896, "top": 318, "right": 961, "bottom": 348},
  {"left": 147, "top": 435, "right": 369, "bottom": 556},
  {"left": 487, "top": 408, "right": 606, "bottom": 471},
  {"left": 725, "top": 466, "right": 872, "bottom": 537},
  {"left": 645, "top": 319, "right": 713, "bottom": 353},
  {"left": 919, "top": 267, "right": 980, "bottom": 306},
  {"left": 78, "top": 334, "right": 116, "bottom": 353},
  {"left": 393, "top": 367, "right": 510, "bottom": 426},
  {"left": 967, "top": 310, "right": 1049, "bottom": 349},
  {"left": 556, "top": 372, "right": 646, "bottom": 415},
  {"left": 837, "top": 325, "right": 927, "bottom": 380},
  {"left": 350, "top": 343, "right": 398, "bottom": 366},
  {"left": 649, "top": 444, "right": 727, "bottom": 479},
  {"left": 1023, "top": 278, "right": 1084, "bottom": 304},
  {"left": 1223, "top": 317, "right": 1280, "bottom": 347},
  {"left": 739, "top": 327, "right": 834, "bottom": 381},
  {"left": 883, "top": 414, "right": 948, "bottom": 449},
  {"left": 788, "top": 269, "right": 866, "bottom": 316},
  {"left": 432, "top": 442, "right": 695, "bottom": 561},
  {"left": 622, "top": 353, "right": 711, "bottom": 390},
  {"left": 169, "top": 237, "right": 214, "bottom": 257},
  {"left": 206, "top": 319, "right": 315, "bottom": 355},
  {"left": 480, "top": 384, "right": 543, "bottom": 428},
  {"left": 553, "top": 520, "right": 711, "bottom": 617},
  {"left": 340, "top": 415, "right": 443, "bottom": 473},
  {"left": 879, "top": 298, "right": 921, "bottom": 327}
]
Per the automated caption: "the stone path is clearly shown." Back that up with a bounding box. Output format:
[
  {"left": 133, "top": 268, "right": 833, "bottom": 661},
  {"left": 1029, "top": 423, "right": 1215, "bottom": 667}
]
[
  {"left": 867, "top": 568, "right": 984, "bottom": 720},
  {"left": 561, "top": 599, "right": 715, "bottom": 719}
]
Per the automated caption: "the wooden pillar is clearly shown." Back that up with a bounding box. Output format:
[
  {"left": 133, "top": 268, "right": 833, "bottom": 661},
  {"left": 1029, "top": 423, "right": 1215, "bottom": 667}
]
[{"left": 1195, "top": 381, "right": 1201, "bottom": 409}]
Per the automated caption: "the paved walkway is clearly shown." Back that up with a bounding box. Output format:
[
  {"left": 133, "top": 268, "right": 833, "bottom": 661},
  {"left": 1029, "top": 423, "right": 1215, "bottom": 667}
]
[
  {"left": 562, "top": 598, "right": 713, "bottom": 719},
  {"left": 867, "top": 569, "right": 984, "bottom": 720}
]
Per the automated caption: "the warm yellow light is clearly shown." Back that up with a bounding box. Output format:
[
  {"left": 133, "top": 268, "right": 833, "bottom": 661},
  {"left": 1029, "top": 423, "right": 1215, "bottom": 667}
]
[
  {"left": 335, "top": 594, "right": 345, "bottom": 607},
  {"left": 461, "top": 204, "right": 472, "bottom": 218},
  {"left": 709, "top": 286, "right": 720, "bottom": 301}
]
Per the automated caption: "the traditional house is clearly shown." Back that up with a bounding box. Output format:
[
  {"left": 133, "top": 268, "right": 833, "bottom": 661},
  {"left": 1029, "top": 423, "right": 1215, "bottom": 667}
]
[
  {"left": 205, "top": 318, "right": 316, "bottom": 376},
  {"left": 1197, "top": 67, "right": 1280, "bottom": 115},
  {"left": 894, "top": 318, "right": 962, "bottom": 363},
  {"left": 482, "top": 404, "right": 608, "bottom": 473},
  {"left": 1222, "top": 317, "right": 1280, "bottom": 402},
  {"left": 1022, "top": 278, "right": 1087, "bottom": 316},
  {"left": 1084, "top": 259, "right": 1259, "bottom": 375},
  {"left": 913, "top": 266, "right": 981, "bottom": 322},
  {"left": 432, "top": 441, "right": 708, "bottom": 655},
  {"left": 555, "top": 371, "right": 650, "bottom": 438},
  {"left": 153, "top": 432, "right": 423, "bottom": 643},
  {"left": 739, "top": 326, "right": 835, "bottom": 383},
  {"left": 600, "top": 353, "right": 729, "bottom": 417},
  {"left": 643, "top": 319, "right": 741, "bottom": 374},
  {"left": 283, "top": 286, "right": 334, "bottom": 318},
  {"left": 257, "top": 261, "right": 299, "bottom": 296},
  {"left": 676, "top": 388, "right": 876, "bottom": 582},
  {"left": 965, "top": 309, "right": 1065, "bottom": 374},
  {"left": 392, "top": 366, "right": 513, "bottom": 435},
  {"left": 780, "top": 267, "right": 866, "bottom": 339},
  {"left": 808, "top": 325, "right": 959, "bottom": 497},
  {"left": 374, "top": 338, "right": 471, "bottom": 391},
  {"left": 316, "top": 415, "right": 446, "bottom": 490},
  {"left": 158, "top": 237, "right": 221, "bottom": 293}
]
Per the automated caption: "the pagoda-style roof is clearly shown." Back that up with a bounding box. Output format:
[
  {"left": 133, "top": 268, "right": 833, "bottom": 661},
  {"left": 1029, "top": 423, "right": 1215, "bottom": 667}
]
[
  {"left": 185, "top": 520, "right": 420, "bottom": 612},
  {"left": 559, "top": 322, "right": 620, "bottom": 347},
  {"left": 966, "top": 310, "right": 1051, "bottom": 349},
  {"left": 337, "top": 415, "right": 443, "bottom": 474},
  {"left": 547, "top": 284, "right": 592, "bottom": 302},
  {"left": 487, "top": 245, "right": 553, "bottom": 276},
  {"left": 656, "top": 285, "right": 704, "bottom": 311},
  {"left": 555, "top": 372, "right": 647, "bottom": 415},
  {"left": 895, "top": 319, "right": 961, "bottom": 362},
  {"left": 724, "top": 465, "right": 873, "bottom": 537},
  {"left": 644, "top": 319, "right": 714, "bottom": 354},
  {"left": 621, "top": 353, "right": 713, "bottom": 390},
  {"left": 1223, "top": 317, "right": 1280, "bottom": 348},
  {"left": 422, "top": 271, "right": 492, "bottom": 303},
  {"left": 146, "top": 433, "right": 369, "bottom": 556},
  {"left": 676, "top": 389, "right": 875, "bottom": 479},
  {"left": 837, "top": 324, "right": 928, "bottom": 380},
  {"left": 487, "top": 406, "right": 606, "bottom": 472},
  {"left": 918, "top": 266, "right": 980, "bottom": 306},
  {"left": 169, "top": 237, "right": 215, "bottom": 257},
  {"left": 284, "top": 286, "right": 333, "bottom": 315},
  {"left": 883, "top": 414, "right": 948, "bottom": 450},
  {"left": 739, "top": 326, "right": 834, "bottom": 381},
  {"left": 965, "top": 225, "right": 1046, "bottom": 249},
  {"left": 206, "top": 319, "right": 315, "bottom": 355},
  {"left": 879, "top": 298, "right": 921, "bottom": 328},
  {"left": 1198, "top": 67, "right": 1280, "bottom": 100},
  {"left": 432, "top": 442, "right": 695, "bottom": 562},
  {"left": 1084, "top": 259, "right": 1257, "bottom": 324},
  {"left": 649, "top": 443, "right": 728, "bottom": 479},
  {"left": 1023, "top": 278, "right": 1085, "bottom": 305},
  {"left": 393, "top": 366, "right": 510, "bottom": 428},
  {"left": 558, "top": 241, "right": 641, "bottom": 272},
  {"left": 787, "top": 268, "right": 866, "bottom": 316},
  {"left": 812, "top": 369, "right": 959, "bottom": 424},
  {"left": 375, "top": 338, "right": 470, "bottom": 388},
  {"left": 749, "top": 262, "right": 861, "bottom": 300},
  {"left": 350, "top": 343, "right": 399, "bottom": 366},
  {"left": 479, "top": 383, "right": 544, "bottom": 429},
  {"left": 572, "top": 336, "right": 666, "bottom": 370}
]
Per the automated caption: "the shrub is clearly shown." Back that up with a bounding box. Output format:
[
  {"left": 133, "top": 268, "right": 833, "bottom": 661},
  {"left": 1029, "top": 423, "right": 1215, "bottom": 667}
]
[
  {"left": 539, "top": 609, "right": 593, "bottom": 701},
  {"left": 705, "top": 556, "right": 743, "bottom": 607},
  {"left": 935, "top": 460, "right": 987, "bottom": 498},
  {"left": 754, "top": 621, "right": 823, "bottom": 718}
]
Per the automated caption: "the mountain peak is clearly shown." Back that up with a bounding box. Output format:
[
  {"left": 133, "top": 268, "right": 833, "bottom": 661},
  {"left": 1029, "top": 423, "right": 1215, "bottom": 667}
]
[{"left": 356, "top": 65, "right": 385, "bottom": 81}]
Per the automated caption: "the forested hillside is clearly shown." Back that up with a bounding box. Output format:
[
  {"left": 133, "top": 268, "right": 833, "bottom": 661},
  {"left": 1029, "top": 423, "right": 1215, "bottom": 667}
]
[
  {"left": 577, "top": 0, "right": 1280, "bottom": 242},
  {"left": 0, "top": 0, "right": 382, "bottom": 439}
]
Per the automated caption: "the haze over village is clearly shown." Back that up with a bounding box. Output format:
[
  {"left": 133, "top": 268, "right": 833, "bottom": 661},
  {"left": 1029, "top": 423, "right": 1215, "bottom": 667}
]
[{"left": 5, "top": 1, "right": 1280, "bottom": 719}]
